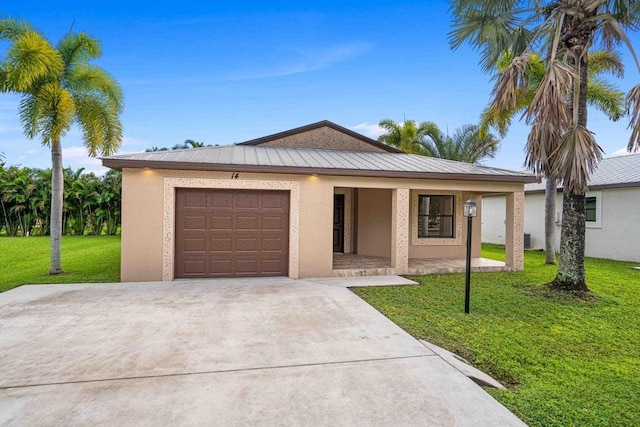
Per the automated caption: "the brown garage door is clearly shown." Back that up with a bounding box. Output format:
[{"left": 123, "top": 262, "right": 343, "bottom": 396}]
[{"left": 175, "top": 188, "right": 289, "bottom": 278}]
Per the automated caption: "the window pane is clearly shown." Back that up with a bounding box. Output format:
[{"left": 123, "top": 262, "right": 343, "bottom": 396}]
[
  {"left": 417, "top": 195, "right": 455, "bottom": 238},
  {"left": 586, "top": 197, "right": 596, "bottom": 222}
]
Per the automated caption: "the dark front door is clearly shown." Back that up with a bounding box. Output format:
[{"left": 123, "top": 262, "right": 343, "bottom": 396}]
[{"left": 333, "top": 194, "right": 345, "bottom": 253}]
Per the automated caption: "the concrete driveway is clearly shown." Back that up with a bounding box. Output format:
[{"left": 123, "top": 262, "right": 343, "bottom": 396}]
[{"left": 0, "top": 278, "right": 525, "bottom": 426}]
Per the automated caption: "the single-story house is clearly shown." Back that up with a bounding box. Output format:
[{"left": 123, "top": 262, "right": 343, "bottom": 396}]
[
  {"left": 482, "top": 153, "right": 640, "bottom": 262},
  {"left": 102, "top": 120, "right": 537, "bottom": 281}
]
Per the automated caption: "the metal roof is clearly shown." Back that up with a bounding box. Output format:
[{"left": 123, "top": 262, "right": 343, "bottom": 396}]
[
  {"left": 525, "top": 153, "right": 640, "bottom": 192},
  {"left": 103, "top": 145, "right": 537, "bottom": 183}
]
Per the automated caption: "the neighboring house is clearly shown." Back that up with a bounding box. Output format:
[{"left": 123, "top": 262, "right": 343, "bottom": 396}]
[
  {"left": 102, "top": 120, "right": 536, "bottom": 281},
  {"left": 482, "top": 153, "right": 640, "bottom": 262}
]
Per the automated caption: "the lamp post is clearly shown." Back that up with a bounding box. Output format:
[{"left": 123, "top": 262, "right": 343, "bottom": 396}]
[{"left": 463, "top": 199, "right": 477, "bottom": 314}]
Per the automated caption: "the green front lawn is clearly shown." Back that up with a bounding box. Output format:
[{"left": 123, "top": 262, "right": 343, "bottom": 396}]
[
  {"left": 354, "top": 245, "right": 640, "bottom": 427},
  {"left": 0, "top": 236, "right": 120, "bottom": 292}
]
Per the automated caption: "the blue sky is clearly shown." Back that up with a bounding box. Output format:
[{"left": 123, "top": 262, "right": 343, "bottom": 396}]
[{"left": 1, "top": 1, "right": 640, "bottom": 174}]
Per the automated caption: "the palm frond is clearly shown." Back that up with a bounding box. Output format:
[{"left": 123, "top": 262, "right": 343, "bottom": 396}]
[
  {"left": 18, "top": 94, "right": 41, "bottom": 139},
  {"left": 550, "top": 125, "right": 603, "bottom": 194},
  {"left": 0, "top": 18, "right": 32, "bottom": 41},
  {"left": 492, "top": 53, "right": 532, "bottom": 113},
  {"left": 588, "top": 50, "right": 624, "bottom": 78},
  {"left": 525, "top": 59, "right": 575, "bottom": 128},
  {"left": 35, "top": 83, "right": 76, "bottom": 145},
  {"left": 587, "top": 77, "right": 625, "bottom": 121},
  {"left": 524, "top": 120, "right": 561, "bottom": 176},
  {"left": 75, "top": 94, "right": 123, "bottom": 156},
  {"left": 57, "top": 32, "right": 102, "bottom": 71},
  {"left": 625, "top": 83, "right": 640, "bottom": 152},
  {"left": 68, "top": 65, "right": 124, "bottom": 113},
  {"left": 4, "top": 31, "right": 62, "bottom": 91},
  {"left": 596, "top": 13, "right": 640, "bottom": 72},
  {"left": 449, "top": 1, "right": 534, "bottom": 72}
]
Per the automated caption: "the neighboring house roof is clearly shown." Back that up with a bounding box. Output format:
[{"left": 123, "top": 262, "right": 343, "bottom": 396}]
[
  {"left": 103, "top": 144, "right": 537, "bottom": 183},
  {"left": 237, "top": 120, "right": 402, "bottom": 153},
  {"left": 525, "top": 153, "right": 640, "bottom": 192}
]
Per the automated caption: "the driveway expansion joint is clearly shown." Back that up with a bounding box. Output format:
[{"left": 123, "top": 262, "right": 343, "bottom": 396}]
[{"left": 0, "top": 354, "right": 434, "bottom": 391}]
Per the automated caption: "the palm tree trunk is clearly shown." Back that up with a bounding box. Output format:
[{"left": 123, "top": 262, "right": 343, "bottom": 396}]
[
  {"left": 552, "top": 49, "right": 589, "bottom": 291},
  {"left": 49, "top": 141, "right": 63, "bottom": 274},
  {"left": 554, "top": 190, "right": 587, "bottom": 290},
  {"left": 544, "top": 177, "right": 557, "bottom": 264}
]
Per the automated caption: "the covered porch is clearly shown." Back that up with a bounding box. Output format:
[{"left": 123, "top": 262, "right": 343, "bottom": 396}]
[{"left": 331, "top": 185, "right": 523, "bottom": 277}]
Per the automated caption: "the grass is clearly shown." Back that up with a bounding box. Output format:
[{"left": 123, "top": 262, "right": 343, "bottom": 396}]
[
  {"left": 0, "top": 236, "right": 120, "bottom": 293},
  {"left": 353, "top": 245, "right": 640, "bottom": 427}
]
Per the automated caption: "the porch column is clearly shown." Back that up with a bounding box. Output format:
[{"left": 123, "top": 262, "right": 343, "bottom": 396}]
[
  {"left": 505, "top": 191, "right": 525, "bottom": 271},
  {"left": 391, "top": 188, "right": 410, "bottom": 274}
]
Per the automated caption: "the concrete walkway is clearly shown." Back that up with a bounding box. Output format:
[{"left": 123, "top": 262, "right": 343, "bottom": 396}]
[{"left": 0, "top": 278, "right": 525, "bottom": 426}]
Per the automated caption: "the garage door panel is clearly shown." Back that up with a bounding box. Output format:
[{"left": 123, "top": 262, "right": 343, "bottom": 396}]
[
  {"left": 262, "top": 216, "right": 287, "bottom": 230},
  {"left": 210, "top": 193, "right": 233, "bottom": 209},
  {"left": 236, "top": 259, "right": 259, "bottom": 274},
  {"left": 183, "top": 216, "right": 206, "bottom": 231},
  {"left": 262, "top": 197, "right": 286, "bottom": 210},
  {"left": 175, "top": 189, "right": 289, "bottom": 278},
  {"left": 261, "top": 238, "right": 284, "bottom": 251},
  {"left": 210, "top": 216, "right": 233, "bottom": 231},
  {"left": 210, "top": 260, "right": 234, "bottom": 275},
  {"left": 236, "top": 238, "right": 259, "bottom": 251},
  {"left": 210, "top": 237, "right": 232, "bottom": 252},
  {"left": 261, "top": 259, "right": 285, "bottom": 274},
  {"left": 236, "top": 216, "right": 259, "bottom": 231},
  {"left": 184, "top": 237, "right": 207, "bottom": 252},
  {"left": 183, "top": 260, "right": 207, "bottom": 275},
  {"left": 184, "top": 192, "right": 207, "bottom": 208},
  {"left": 235, "top": 194, "right": 259, "bottom": 209}
]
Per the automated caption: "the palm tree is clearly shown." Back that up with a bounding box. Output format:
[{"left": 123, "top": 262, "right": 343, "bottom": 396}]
[
  {"left": 450, "top": 0, "right": 640, "bottom": 291},
  {"left": 184, "top": 139, "right": 204, "bottom": 148},
  {"left": 480, "top": 51, "right": 625, "bottom": 264},
  {"left": 421, "top": 123, "right": 499, "bottom": 164},
  {"left": 0, "top": 19, "right": 123, "bottom": 274},
  {"left": 378, "top": 119, "right": 499, "bottom": 164},
  {"left": 377, "top": 119, "right": 434, "bottom": 155}
]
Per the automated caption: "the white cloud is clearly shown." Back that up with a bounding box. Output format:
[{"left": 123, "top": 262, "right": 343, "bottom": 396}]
[
  {"left": 121, "top": 135, "right": 152, "bottom": 149},
  {"left": 262, "top": 42, "right": 373, "bottom": 79},
  {"left": 611, "top": 147, "right": 635, "bottom": 157},
  {"left": 350, "top": 122, "right": 385, "bottom": 139},
  {"left": 25, "top": 148, "right": 40, "bottom": 155},
  {"left": 61, "top": 146, "right": 107, "bottom": 174}
]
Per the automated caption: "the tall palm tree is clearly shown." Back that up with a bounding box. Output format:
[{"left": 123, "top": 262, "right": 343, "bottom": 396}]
[
  {"left": 0, "top": 19, "right": 123, "bottom": 274},
  {"left": 378, "top": 119, "right": 499, "bottom": 164},
  {"left": 450, "top": 0, "right": 640, "bottom": 291},
  {"left": 480, "top": 50, "right": 625, "bottom": 264}
]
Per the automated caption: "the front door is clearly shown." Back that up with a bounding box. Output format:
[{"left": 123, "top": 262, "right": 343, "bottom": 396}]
[{"left": 333, "top": 194, "right": 345, "bottom": 253}]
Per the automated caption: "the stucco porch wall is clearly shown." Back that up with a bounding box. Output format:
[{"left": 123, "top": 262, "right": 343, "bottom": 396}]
[{"left": 120, "top": 168, "right": 525, "bottom": 282}]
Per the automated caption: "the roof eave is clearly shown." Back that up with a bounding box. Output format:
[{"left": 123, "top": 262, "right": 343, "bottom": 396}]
[
  {"left": 102, "top": 158, "right": 539, "bottom": 183},
  {"left": 526, "top": 180, "right": 640, "bottom": 194}
]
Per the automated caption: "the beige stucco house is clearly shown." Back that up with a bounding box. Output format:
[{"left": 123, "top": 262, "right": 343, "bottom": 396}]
[{"left": 102, "top": 121, "right": 537, "bottom": 282}]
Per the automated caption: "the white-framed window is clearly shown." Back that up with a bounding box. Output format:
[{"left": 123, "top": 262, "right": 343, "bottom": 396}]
[{"left": 585, "top": 191, "right": 602, "bottom": 229}]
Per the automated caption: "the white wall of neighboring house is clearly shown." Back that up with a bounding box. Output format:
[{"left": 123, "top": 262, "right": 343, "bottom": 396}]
[
  {"left": 482, "top": 188, "right": 639, "bottom": 263},
  {"left": 585, "top": 187, "right": 640, "bottom": 262}
]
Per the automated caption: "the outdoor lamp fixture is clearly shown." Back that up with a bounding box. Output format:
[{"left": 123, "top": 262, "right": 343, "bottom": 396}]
[{"left": 463, "top": 199, "right": 477, "bottom": 314}]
